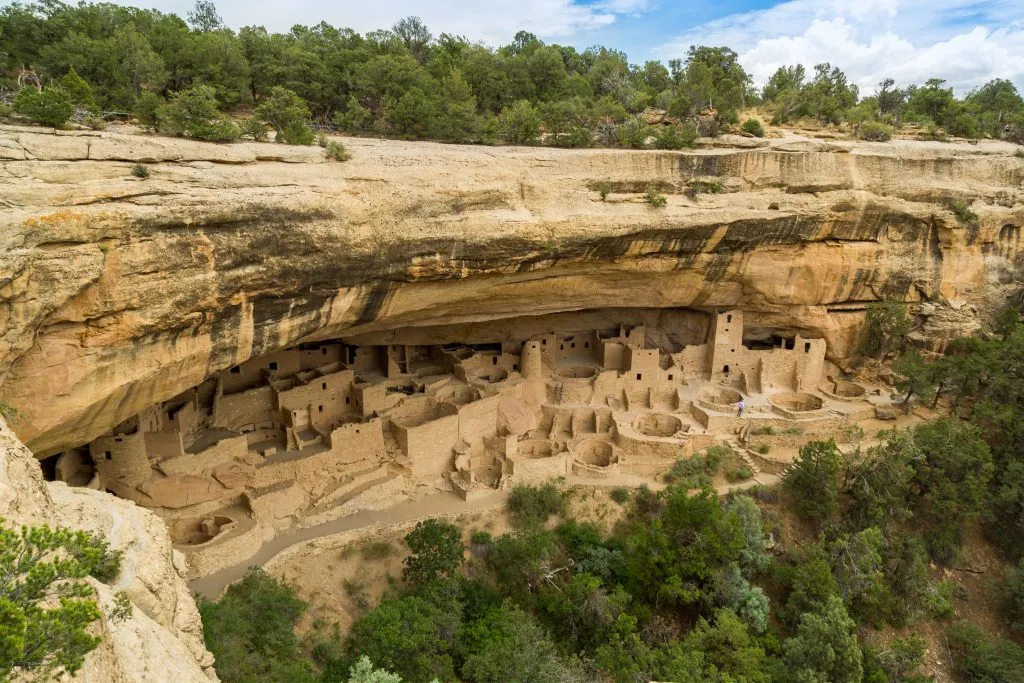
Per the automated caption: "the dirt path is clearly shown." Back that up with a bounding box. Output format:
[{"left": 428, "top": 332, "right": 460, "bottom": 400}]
[{"left": 189, "top": 490, "right": 506, "bottom": 598}]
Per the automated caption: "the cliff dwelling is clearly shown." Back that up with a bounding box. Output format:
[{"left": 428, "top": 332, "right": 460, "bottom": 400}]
[{"left": 38, "top": 307, "right": 897, "bottom": 578}]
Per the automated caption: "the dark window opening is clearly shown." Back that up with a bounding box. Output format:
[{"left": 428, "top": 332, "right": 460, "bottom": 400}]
[
  {"left": 723, "top": 365, "right": 730, "bottom": 374},
  {"left": 584, "top": 342, "right": 589, "bottom": 348},
  {"left": 804, "top": 342, "right": 811, "bottom": 353},
  {"left": 268, "top": 361, "right": 278, "bottom": 371},
  {"left": 731, "top": 349, "right": 735, "bottom": 353},
  {"left": 727, "top": 314, "right": 732, "bottom": 323},
  {"left": 104, "top": 451, "right": 112, "bottom": 460},
  {"left": 346, "top": 397, "right": 351, "bottom": 404},
  {"left": 322, "top": 382, "right": 327, "bottom": 390},
  {"left": 513, "top": 364, "right": 519, "bottom": 371},
  {"left": 355, "top": 429, "right": 360, "bottom": 434},
  {"left": 114, "top": 437, "right": 122, "bottom": 443},
  {"left": 668, "top": 374, "right": 674, "bottom": 381},
  {"left": 322, "top": 347, "right": 328, "bottom": 355},
  {"left": 571, "top": 342, "right": 576, "bottom": 349},
  {"left": 636, "top": 373, "right": 642, "bottom": 380},
  {"left": 492, "top": 357, "right": 498, "bottom": 365},
  {"left": 560, "top": 344, "right": 564, "bottom": 350},
  {"left": 542, "top": 339, "right": 547, "bottom": 345},
  {"left": 318, "top": 405, "right": 323, "bottom": 413},
  {"left": 230, "top": 366, "right": 241, "bottom": 374}
]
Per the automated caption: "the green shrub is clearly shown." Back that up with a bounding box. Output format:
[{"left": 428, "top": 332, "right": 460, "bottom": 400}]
[
  {"left": 198, "top": 568, "right": 314, "bottom": 682},
  {"left": 741, "top": 118, "right": 765, "bottom": 137},
  {"left": 83, "top": 116, "right": 106, "bottom": 130},
  {"left": 130, "top": 164, "right": 150, "bottom": 179},
  {"left": 610, "top": 487, "right": 631, "bottom": 504},
  {"left": 13, "top": 85, "right": 75, "bottom": 127},
  {"left": 750, "top": 425, "right": 775, "bottom": 436},
  {"left": 0, "top": 521, "right": 123, "bottom": 679},
  {"left": 594, "top": 180, "right": 613, "bottom": 200},
  {"left": 645, "top": 186, "right": 667, "bottom": 207},
  {"left": 757, "top": 444, "right": 771, "bottom": 455},
  {"left": 689, "top": 178, "right": 724, "bottom": 194},
  {"left": 402, "top": 519, "right": 465, "bottom": 586},
  {"left": 998, "top": 559, "right": 1024, "bottom": 634},
  {"left": 946, "top": 623, "right": 1024, "bottom": 682},
  {"left": 325, "top": 140, "right": 347, "bottom": 161},
  {"left": 946, "top": 198, "right": 979, "bottom": 225},
  {"left": 133, "top": 92, "right": 163, "bottom": 131},
  {"left": 725, "top": 463, "right": 755, "bottom": 481},
  {"left": 0, "top": 103, "right": 11, "bottom": 119},
  {"left": 858, "top": 121, "right": 894, "bottom": 142},
  {"left": 665, "top": 446, "right": 729, "bottom": 487},
  {"left": 239, "top": 117, "right": 268, "bottom": 141},
  {"left": 507, "top": 482, "right": 564, "bottom": 527},
  {"left": 496, "top": 100, "right": 541, "bottom": 145},
  {"left": 470, "top": 530, "right": 493, "bottom": 546},
  {"left": 158, "top": 86, "right": 239, "bottom": 142},
  {"left": 280, "top": 120, "right": 314, "bottom": 145},
  {"left": 653, "top": 123, "right": 698, "bottom": 149},
  {"left": 783, "top": 439, "right": 842, "bottom": 520}
]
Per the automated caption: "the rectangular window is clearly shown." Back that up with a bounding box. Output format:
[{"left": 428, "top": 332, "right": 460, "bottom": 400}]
[
  {"left": 230, "top": 367, "right": 240, "bottom": 374},
  {"left": 492, "top": 357, "right": 498, "bottom": 365},
  {"left": 268, "top": 361, "right": 278, "bottom": 371},
  {"left": 318, "top": 405, "right": 323, "bottom": 413},
  {"left": 636, "top": 373, "right": 642, "bottom": 380},
  {"left": 513, "top": 364, "right": 519, "bottom": 371},
  {"left": 805, "top": 342, "right": 811, "bottom": 353},
  {"left": 668, "top": 374, "right": 673, "bottom": 381},
  {"left": 104, "top": 451, "right": 112, "bottom": 460},
  {"left": 322, "top": 382, "right": 327, "bottom": 390},
  {"left": 571, "top": 343, "right": 576, "bottom": 349},
  {"left": 322, "top": 347, "right": 328, "bottom": 355}
]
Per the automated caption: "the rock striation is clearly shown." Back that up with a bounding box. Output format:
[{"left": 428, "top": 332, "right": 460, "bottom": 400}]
[{"left": 1, "top": 124, "right": 1022, "bottom": 456}]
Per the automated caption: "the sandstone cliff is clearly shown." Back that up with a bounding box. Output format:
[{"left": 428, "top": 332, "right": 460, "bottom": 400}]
[
  {"left": 0, "top": 124, "right": 1021, "bottom": 455},
  {"left": 0, "top": 416, "right": 217, "bottom": 681}
]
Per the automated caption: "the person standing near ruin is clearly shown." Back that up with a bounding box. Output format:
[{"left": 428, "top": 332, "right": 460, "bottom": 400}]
[{"left": 737, "top": 399, "right": 744, "bottom": 417}]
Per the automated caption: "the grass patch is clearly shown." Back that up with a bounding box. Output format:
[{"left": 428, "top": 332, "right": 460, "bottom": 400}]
[
  {"left": 750, "top": 425, "right": 775, "bottom": 436},
  {"left": 361, "top": 541, "right": 394, "bottom": 560},
  {"left": 723, "top": 462, "right": 754, "bottom": 482},
  {"left": 343, "top": 577, "right": 370, "bottom": 612},
  {"left": 130, "top": 163, "right": 150, "bottom": 179},
  {"left": 756, "top": 444, "right": 771, "bottom": 455},
  {"left": 507, "top": 482, "right": 565, "bottom": 527},
  {"left": 594, "top": 180, "right": 612, "bottom": 200}
]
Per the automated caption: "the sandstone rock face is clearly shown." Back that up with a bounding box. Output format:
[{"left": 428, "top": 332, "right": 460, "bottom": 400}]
[
  {"left": 0, "top": 417, "right": 217, "bottom": 681},
  {"left": 0, "top": 125, "right": 1022, "bottom": 455}
]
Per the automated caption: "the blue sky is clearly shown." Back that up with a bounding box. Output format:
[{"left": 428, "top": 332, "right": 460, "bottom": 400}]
[{"left": 45, "top": 1, "right": 1024, "bottom": 92}]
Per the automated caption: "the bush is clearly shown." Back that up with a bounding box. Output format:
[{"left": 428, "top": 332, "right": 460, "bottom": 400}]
[
  {"left": 998, "top": 559, "right": 1024, "bottom": 634},
  {"left": 783, "top": 439, "right": 842, "bottom": 520},
  {"left": 402, "top": 519, "right": 465, "bottom": 586},
  {"left": 507, "top": 483, "right": 564, "bottom": 527},
  {"left": 645, "top": 187, "right": 667, "bottom": 207},
  {"left": 254, "top": 86, "right": 312, "bottom": 143},
  {"left": 653, "top": 123, "right": 698, "bottom": 149},
  {"left": 725, "top": 462, "right": 755, "bottom": 481},
  {"left": 158, "top": 86, "right": 239, "bottom": 142},
  {"left": 594, "top": 180, "right": 613, "bottom": 200},
  {"left": 0, "top": 521, "right": 123, "bottom": 679},
  {"left": 13, "top": 86, "right": 75, "bottom": 127},
  {"left": 361, "top": 541, "right": 393, "bottom": 560},
  {"left": 664, "top": 446, "right": 727, "bottom": 487},
  {"left": 946, "top": 623, "right": 1024, "bottom": 682},
  {"left": 133, "top": 92, "right": 163, "bottom": 131},
  {"left": 610, "top": 487, "right": 631, "bottom": 504},
  {"left": 130, "top": 164, "right": 150, "bottom": 179},
  {"left": 325, "top": 140, "right": 347, "bottom": 161},
  {"left": 946, "top": 198, "right": 979, "bottom": 225},
  {"left": 741, "top": 118, "right": 765, "bottom": 137},
  {"left": 198, "top": 568, "right": 314, "bottom": 682},
  {"left": 858, "top": 121, "right": 894, "bottom": 142},
  {"left": 346, "top": 596, "right": 458, "bottom": 682},
  {"left": 239, "top": 117, "right": 268, "bottom": 141},
  {"left": 496, "top": 100, "right": 541, "bottom": 145}
]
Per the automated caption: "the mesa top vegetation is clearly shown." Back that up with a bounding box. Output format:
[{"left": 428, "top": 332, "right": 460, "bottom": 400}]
[{"left": 1, "top": 1, "right": 1022, "bottom": 146}]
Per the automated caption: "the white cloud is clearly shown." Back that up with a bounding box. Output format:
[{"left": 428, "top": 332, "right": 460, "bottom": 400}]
[
  {"left": 657, "top": 0, "right": 1024, "bottom": 94},
  {"left": 118, "top": 0, "right": 632, "bottom": 45}
]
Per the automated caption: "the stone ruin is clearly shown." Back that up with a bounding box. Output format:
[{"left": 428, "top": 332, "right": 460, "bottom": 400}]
[{"left": 40, "top": 309, "right": 891, "bottom": 576}]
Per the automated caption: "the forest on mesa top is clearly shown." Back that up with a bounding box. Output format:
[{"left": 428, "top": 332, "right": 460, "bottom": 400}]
[{"left": 2, "top": 1, "right": 1024, "bottom": 147}]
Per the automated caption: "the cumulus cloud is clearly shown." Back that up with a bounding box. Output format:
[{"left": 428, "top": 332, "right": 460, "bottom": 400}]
[{"left": 657, "top": 0, "right": 1024, "bottom": 93}]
